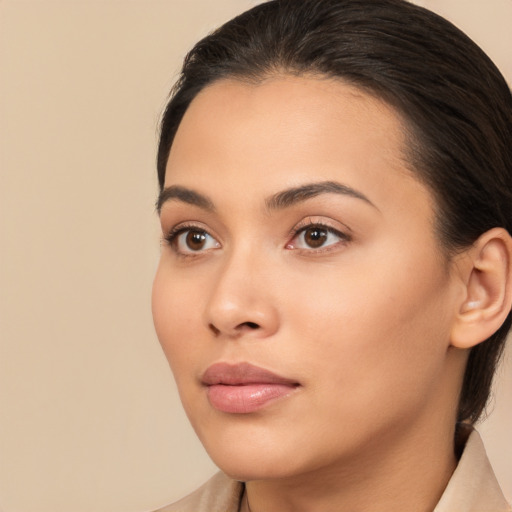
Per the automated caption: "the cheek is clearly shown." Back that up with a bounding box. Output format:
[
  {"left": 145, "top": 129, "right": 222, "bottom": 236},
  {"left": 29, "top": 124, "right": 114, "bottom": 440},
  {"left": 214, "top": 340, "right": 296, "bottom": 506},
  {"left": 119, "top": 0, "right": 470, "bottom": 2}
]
[
  {"left": 152, "top": 262, "right": 202, "bottom": 375},
  {"left": 282, "top": 250, "right": 453, "bottom": 409}
]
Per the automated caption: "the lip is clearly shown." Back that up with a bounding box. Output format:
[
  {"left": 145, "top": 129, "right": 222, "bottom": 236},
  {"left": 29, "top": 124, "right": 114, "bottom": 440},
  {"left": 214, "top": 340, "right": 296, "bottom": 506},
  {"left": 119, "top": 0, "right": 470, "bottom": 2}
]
[{"left": 202, "top": 362, "right": 300, "bottom": 413}]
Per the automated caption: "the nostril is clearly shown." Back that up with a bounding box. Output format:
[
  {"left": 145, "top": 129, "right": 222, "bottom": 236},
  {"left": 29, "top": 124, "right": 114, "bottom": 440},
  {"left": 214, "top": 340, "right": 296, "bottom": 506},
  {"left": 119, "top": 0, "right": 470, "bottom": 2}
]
[
  {"left": 208, "top": 321, "right": 261, "bottom": 337},
  {"left": 242, "top": 322, "right": 260, "bottom": 330},
  {"left": 209, "top": 323, "right": 220, "bottom": 336}
]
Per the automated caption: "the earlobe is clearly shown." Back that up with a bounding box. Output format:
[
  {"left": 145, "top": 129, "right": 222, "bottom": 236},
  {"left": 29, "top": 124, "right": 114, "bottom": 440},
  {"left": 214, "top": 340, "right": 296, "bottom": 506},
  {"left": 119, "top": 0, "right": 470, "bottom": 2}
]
[{"left": 450, "top": 228, "right": 512, "bottom": 349}]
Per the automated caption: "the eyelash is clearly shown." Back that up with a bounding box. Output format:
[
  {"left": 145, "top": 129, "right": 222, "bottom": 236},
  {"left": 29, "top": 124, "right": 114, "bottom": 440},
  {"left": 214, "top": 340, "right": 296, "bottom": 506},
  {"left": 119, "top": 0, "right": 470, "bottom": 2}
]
[
  {"left": 163, "top": 220, "right": 351, "bottom": 257},
  {"left": 162, "top": 223, "right": 216, "bottom": 257},
  {"left": 286, "top": 221, "right": 351, "bottom": 254},
  {"left": 163, "top": 223, "right": 191, "bottom": 245}
]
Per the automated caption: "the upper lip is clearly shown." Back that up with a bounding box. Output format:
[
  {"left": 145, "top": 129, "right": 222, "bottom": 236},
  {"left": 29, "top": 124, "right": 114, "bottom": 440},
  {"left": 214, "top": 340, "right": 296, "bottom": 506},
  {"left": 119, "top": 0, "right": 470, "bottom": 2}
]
[{"left": 202, "top": 362, "right": 299, "bottom": 386}]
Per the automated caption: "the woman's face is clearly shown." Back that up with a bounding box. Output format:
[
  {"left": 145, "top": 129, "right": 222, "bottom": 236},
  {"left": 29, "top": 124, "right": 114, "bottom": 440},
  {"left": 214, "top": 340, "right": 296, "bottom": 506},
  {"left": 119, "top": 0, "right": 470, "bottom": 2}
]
[{"left": 152, "top": 76, "right": 463, "bottom": 480}]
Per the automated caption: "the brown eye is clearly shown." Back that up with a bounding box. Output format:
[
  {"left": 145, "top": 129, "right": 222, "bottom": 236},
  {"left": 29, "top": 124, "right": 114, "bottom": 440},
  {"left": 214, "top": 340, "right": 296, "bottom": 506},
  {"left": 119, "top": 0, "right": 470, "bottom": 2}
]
[
  {"left": 186, "top": 230, "right": 207, "bottom": 251},
  {"left": 303, "top": 227, "right": 328, "bottom": 248},
  {"left": 167, "top": 227, "right": 221, "bottom": 255},
  {"left": 286, "top": 223, "right": 349, "bottom": 252}
]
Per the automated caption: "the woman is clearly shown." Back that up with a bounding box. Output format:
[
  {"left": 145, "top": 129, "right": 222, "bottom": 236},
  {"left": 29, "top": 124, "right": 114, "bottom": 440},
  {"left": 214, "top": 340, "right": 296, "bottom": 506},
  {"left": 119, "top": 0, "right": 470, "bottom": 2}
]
[{"left": 151, "top": 0, "right": 512, "bottom": 510}]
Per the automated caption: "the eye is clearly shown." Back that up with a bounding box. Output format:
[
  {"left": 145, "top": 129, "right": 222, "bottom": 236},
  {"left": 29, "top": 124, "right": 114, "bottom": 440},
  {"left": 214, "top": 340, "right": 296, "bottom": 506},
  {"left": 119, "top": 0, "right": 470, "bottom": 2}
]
[
  {"left": 286, "top": 224, "right": 349, "bottom": 251},
  {"left": 165, "top": 226, "right": 220, "bottom": 255}
]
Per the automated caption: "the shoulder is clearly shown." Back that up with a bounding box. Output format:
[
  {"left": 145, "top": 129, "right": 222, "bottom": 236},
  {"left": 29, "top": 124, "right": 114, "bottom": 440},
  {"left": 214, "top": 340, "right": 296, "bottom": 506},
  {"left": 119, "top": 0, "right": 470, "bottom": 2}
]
[
  {"left": 435, "top": 429, "right": 511, "bottom": 512},
  {"left": 152, "top": 472, "right": 244, "bottom": 512}
]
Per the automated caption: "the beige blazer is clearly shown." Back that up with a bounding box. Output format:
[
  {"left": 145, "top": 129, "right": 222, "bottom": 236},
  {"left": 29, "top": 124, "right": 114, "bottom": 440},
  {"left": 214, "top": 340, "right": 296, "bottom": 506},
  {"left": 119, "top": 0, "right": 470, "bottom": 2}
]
[{"left": 154, "top": 430, "right": 511, "bottom": 512}]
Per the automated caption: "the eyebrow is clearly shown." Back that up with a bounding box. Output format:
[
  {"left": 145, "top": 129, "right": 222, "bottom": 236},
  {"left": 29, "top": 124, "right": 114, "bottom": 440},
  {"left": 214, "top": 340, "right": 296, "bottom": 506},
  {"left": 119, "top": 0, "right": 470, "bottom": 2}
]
[
  {"left": 156, "top": 180, "right": 376, "bottom": 214},
  {"left": 265, "top": 181, "right": 376, "bottom": 211},
  {"left": 156, "top": 185, "right": 215, "bottom": 214}
]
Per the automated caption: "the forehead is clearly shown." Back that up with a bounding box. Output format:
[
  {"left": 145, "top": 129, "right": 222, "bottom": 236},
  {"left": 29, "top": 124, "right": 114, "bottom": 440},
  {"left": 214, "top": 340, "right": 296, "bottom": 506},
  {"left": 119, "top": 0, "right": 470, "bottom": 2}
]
[
  {"left": 165, "top": 75, "right": 433, "bottom": 220},
  {"left": 172, "top": 75, "right": 406, "bottom": 152}
]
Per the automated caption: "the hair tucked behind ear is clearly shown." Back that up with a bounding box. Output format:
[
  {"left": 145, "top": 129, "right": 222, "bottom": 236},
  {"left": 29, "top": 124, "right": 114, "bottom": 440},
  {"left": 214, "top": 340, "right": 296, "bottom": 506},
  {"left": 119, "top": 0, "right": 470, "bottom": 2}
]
[{"left": 157, "top": 0, "right": 512, "bottom": 424}]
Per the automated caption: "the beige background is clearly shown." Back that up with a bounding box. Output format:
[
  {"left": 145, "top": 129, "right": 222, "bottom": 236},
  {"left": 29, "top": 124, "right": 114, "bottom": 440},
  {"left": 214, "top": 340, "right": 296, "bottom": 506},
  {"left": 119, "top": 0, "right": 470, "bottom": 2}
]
[{"left": 0, "top": 1, "right": 510, "bottom": 511}]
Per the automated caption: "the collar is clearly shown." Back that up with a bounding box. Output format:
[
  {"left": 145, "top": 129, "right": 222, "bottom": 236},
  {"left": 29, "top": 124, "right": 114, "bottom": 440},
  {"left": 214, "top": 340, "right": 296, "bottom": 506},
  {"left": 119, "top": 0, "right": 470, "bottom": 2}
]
[{"left": 434, "top": 429, "right": 511, "bottom": 512}]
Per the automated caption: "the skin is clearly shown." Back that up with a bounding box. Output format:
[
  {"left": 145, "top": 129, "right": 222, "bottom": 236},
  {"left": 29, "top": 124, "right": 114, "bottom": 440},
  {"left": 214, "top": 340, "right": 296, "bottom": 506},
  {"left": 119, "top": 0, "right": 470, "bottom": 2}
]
[{"left": 152, "top": 76, "right": 473, "bottom": 512}]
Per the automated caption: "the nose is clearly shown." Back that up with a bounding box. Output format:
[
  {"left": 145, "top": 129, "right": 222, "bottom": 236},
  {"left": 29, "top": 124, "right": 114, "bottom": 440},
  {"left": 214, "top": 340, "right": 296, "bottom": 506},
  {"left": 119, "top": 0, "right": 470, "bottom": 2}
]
[{"left": 203, "top": 250, "right": 280, "bottom": 339}]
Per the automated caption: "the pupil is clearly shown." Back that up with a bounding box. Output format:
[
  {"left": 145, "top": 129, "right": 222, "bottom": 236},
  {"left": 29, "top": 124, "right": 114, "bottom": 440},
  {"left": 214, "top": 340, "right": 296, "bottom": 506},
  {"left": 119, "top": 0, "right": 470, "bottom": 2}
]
[
  {"left": 305, "top": 227, "right": 327, "bottom": 248},
  {"left": 186, "top": 230, "right": 206, "bottom": 250}
]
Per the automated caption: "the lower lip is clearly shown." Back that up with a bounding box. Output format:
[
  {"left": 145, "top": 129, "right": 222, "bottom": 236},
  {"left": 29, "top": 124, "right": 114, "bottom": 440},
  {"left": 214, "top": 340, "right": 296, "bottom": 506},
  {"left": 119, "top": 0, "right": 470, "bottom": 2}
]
[{"left": 206, "top": 383, "right": 297, "bottom": 413}]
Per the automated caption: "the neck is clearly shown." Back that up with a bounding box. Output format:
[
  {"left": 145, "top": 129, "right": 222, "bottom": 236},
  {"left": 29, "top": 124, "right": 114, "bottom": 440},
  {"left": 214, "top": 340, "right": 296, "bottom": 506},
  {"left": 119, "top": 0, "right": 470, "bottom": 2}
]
[{"left": 243, "top": 419, "right": 458, "bottom": 512}]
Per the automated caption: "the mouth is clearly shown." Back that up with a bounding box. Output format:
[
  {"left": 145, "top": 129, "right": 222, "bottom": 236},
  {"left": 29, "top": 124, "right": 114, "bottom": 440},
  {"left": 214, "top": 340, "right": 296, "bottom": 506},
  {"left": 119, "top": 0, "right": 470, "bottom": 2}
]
[{"left": 201, "top": 362, "right": 300, "bottom": 414}]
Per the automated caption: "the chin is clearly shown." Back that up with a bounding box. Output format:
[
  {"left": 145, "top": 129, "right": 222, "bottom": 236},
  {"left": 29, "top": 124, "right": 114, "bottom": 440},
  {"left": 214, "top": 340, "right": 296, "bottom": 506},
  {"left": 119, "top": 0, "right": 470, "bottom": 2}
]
[
  {"left": 206, "top": 432, "right": 347, "bottom": 484},
  {"left": 196, "top": 424, "right": 306, "bottom": 481},
  {"left": 213, "top": 454, "right": 300, "bottom": 482}
]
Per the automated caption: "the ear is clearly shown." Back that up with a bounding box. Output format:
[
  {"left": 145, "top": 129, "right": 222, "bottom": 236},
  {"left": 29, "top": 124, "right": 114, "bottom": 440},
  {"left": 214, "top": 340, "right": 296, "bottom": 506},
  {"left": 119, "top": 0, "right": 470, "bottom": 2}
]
[{"left": 450, "top": 227, "right": 512, "bottom": 349}]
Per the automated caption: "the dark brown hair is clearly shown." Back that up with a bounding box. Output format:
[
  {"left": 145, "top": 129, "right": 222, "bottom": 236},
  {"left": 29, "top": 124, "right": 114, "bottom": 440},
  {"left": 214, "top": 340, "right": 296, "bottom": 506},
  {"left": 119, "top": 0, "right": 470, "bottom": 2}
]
[{"left": 157, "top": 0, "right": 512, "bottom": 424}]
